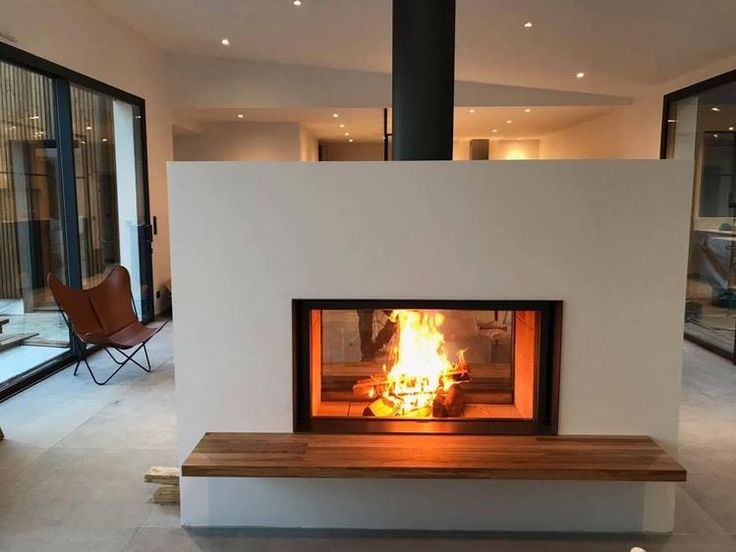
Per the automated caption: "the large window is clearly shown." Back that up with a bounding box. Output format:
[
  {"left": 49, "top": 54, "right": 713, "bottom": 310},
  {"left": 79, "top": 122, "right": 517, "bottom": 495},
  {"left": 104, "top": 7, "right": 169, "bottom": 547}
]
[
  {"left": 0, "top": 44, "right": 152, "bottom": 399},
  {"left": 663, "top": 70, "right": 736, "bottom": 360}
]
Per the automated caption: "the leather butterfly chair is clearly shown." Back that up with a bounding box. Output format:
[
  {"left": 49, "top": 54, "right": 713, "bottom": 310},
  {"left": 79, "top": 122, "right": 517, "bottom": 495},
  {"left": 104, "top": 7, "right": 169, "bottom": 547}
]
[{"left": 48, "top": 266, "right": 167, "bottom": 385}]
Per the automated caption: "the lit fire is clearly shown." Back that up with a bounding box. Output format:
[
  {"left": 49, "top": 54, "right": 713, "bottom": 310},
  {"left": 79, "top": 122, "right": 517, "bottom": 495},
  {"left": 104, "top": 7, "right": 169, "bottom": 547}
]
[{"left": 359, "top": 310, "right": 469, "bottom": 418}]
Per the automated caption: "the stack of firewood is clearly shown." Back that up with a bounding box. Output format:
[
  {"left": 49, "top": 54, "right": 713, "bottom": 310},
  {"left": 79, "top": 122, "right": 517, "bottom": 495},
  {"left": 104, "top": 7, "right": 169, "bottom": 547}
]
[{"left": 144, "top": 466, "right": 180, "bottom": 504}]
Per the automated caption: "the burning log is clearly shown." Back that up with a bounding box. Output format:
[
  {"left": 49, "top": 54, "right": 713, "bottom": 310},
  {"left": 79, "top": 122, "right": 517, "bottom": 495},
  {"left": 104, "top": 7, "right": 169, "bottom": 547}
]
[
  {"left": 352, "top": 375, "right": 388, "bottom": 401},
  {"left": 363, "top": 397, "right": 398, "bottom": 417},
  {"left": 432, "top": 385, "right": 465, "bottom": 418}
]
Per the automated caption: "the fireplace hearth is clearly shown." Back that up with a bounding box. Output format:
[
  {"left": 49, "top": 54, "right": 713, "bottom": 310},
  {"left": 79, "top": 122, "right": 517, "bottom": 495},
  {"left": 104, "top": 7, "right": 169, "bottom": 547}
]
[{"left": 293, "top": 299, "right": 561, "bottom": 434}]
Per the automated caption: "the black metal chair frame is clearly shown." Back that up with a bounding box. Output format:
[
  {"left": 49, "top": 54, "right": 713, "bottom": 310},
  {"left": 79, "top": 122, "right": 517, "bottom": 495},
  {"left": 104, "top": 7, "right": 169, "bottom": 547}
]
[{"left": 55, "top": 296, "right": 168, "bottom": 386}]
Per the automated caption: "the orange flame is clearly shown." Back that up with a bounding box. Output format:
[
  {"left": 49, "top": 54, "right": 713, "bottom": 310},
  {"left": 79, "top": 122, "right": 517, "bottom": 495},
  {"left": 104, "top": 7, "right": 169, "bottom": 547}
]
[{"left": 381, "top": 310, "right": 461, "bottom": 416}]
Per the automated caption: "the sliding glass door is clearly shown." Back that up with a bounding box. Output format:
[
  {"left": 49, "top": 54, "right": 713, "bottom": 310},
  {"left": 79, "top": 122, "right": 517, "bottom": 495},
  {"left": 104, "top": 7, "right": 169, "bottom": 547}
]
[
  {"left": 71, "top": 85, "right": 151, "bottom": 318},
  {"left": 0, "top": 60, "right": 70, "bottom": 386},
  {"left": 0, "top": 44, "right": 153, "bottom": 398},
  {"left": 663, "top": 71, "right": 736, "bottom": 361}
]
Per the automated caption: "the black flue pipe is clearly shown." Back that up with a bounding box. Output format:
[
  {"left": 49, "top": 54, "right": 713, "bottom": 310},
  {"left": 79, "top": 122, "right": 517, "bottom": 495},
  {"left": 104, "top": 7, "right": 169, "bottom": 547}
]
[{"left": 392, "top": 0, "right": 456, "bottom": 161}]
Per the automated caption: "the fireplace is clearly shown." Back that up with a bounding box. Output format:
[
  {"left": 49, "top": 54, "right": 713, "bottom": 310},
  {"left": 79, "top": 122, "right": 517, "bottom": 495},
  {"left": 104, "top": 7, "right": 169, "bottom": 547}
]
[{"left": 293, "top": 299, "right": 561, "bottom": 434}]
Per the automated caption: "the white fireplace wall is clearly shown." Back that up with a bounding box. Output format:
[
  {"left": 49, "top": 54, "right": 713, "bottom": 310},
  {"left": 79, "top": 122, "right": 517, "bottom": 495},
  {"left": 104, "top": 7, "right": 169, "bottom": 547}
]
[{"left": 168, "top": 160, "right": 692, "bottom": 531}]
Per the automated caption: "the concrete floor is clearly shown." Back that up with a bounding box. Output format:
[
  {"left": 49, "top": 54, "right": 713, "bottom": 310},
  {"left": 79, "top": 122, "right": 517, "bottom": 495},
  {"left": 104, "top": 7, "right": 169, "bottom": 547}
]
[{"left": 0, "top": 325, "right": 735, "bottom": 551}]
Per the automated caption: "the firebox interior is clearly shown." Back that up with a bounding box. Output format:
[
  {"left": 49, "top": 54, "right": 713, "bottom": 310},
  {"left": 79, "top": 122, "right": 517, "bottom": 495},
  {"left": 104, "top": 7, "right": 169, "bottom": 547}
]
[{"left": 310, "top": 308, "right": 538, "bottom": 420}]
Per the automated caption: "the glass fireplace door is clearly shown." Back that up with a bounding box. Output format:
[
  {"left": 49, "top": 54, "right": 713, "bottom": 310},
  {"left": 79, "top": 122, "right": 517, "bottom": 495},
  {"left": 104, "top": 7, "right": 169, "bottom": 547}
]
[{"left": 293, "top": 299, "right": 562, "bottom": 435}]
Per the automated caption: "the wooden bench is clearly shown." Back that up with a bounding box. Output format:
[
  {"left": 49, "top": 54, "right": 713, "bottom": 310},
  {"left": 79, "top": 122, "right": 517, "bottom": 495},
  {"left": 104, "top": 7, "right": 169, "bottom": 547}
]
[{"left": 182, "top": 433, "right": 686, "bottom": 482}]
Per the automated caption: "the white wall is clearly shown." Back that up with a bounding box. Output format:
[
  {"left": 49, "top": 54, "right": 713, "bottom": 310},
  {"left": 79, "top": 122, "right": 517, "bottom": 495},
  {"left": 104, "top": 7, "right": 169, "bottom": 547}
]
[
  {"left": 298, "top": 125, "right": 318, "bottom": 162},
  {"left": 169, "top": 160, "right": 692, "bottom": 532},
  {"left": 2, "top": 0, "right": 174, "bottom": 313},
  {"left": 491, "top": 139, "right": 540, "bottom": 160},
  {"left": 173, "top": 122, "right": 301, "bottom": 161},
  {"left": 540, "top": 55, "right": 736, "bottom": 160},
  {"left": 452, "top": 139, "right": 471, "bottom": 161}
]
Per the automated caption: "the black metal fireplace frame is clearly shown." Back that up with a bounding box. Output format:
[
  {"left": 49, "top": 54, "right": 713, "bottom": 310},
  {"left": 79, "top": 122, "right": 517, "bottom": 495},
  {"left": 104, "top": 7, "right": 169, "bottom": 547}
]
[{"left": 293, "top": 299, "right": 562, "bottom": 435}]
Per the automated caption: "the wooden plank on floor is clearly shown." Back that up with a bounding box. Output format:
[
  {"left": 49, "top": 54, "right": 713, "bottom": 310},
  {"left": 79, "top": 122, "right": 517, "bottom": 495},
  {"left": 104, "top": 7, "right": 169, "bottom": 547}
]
[
  {"left": 144, "top": 466, "right": 180, "bottom": 485},
  {"left": 181, "top": 433, "right": 687, "bottom": 482}
]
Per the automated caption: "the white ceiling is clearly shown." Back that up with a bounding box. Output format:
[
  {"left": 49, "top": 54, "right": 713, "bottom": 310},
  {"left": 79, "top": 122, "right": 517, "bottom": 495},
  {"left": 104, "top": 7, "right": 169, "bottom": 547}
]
[
  {"left": 178, "top": 106, "right": 617, "bottom": 142},
  {"left": 93, "top": 0, "right": 736, "bottom": 95}
]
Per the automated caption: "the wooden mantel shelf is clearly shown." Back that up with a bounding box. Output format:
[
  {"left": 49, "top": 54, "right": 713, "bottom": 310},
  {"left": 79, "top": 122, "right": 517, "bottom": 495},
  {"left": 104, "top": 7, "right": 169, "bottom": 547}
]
[{"left": 182, "top": 433, "right": 686, "bottom": 482}]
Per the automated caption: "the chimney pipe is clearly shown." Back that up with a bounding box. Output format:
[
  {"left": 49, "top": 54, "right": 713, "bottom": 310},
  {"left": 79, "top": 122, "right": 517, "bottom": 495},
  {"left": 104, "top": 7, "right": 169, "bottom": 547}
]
[{"left": 392, "top": 0, "right": 456, "bottom": 161}]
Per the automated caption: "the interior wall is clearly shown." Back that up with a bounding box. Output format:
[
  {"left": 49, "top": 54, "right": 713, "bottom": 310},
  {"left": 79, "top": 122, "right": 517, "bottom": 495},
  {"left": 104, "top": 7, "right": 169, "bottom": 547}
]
[
  {"left": 539, "top": 55, "right": 736, "bottom": 160},
  {"left": 453, "top": 139, "right": 471, "bottom": 160},
  {"left": 173, "top": 122, "right": 301, "bottom": 161},
  {"left": 299, "top": 125, "right": 318, "bottom": 162},
  {"left": 491, "top": 139, "right": 540, "bottom": 160},
  {"left": 169, "top": 160, "right": 693, "bottom": 532},
  {"left": 1, "top": 0, "right": 174, "bottom": 313},
  {"left": 320, "top": 142, "right": 383, "bottom": 161}
]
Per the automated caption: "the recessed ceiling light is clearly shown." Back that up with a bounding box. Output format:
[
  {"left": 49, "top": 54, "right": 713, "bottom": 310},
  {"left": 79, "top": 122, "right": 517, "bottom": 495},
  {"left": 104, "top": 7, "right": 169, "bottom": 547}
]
[
  {"left": 332, "top": 113, "right": 339, "bottom": 118},
  {"left": 468, "top": 108, "right": 476, "bottom": 113},
  {"left": 86, "top": 125, "right": 92, "bottom": 130},
  {"left": 667, "top": 119, "right": 677, "bottom": 123},
  {"left": 221, "top": 38, "right": 230, "bottom": 46},
  {"left": 523, "top": 108, "right": 531, "bottom": 113},
  {"left": 523, "top": 21, "right": 533, "bottom": 29},
  {"left": 713, "top": 134, "right": 719, "bottom": 138},
  {"left": 348, "top": 138, "right": 354, "bottom": 143},
  {"left": 575, "top": 72, "right": 585, "bottom": 79},
  {"left": 339, "top": 123, "right": 345, "bottom": 128},
  {"left": 29, "top": 115, "right": 39, "bottom": 120},
  {"left": 102, "top": 137, "right": 108, "bottom": 142},
  {"left": 729, "top": 126, "right": 735, "bottom": 131},
  {"left": 135, "top": 115, "right": 142, "bottom": 119},
  {"left": 344, "top": 132, "right": 350, "bottom": 136},
  {"left": 293, "top": 0, "right": 302, "bottom": 5},
  {"left": 237, "top": 113, "right": 244, "bottom": 119},
  {"left": 506, "top": 119, "right": 513, "bottom": 124},
  {"left": 711, "top": 107, "right": 721, "bottom": 112},
  {"left": 491, "top": 128, "right": 498, "bottom": 133}
]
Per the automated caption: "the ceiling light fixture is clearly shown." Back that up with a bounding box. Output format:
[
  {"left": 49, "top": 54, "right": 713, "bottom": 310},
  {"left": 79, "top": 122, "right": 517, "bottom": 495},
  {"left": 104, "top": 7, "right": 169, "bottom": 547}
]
[
  {"left": 713, "top": 134, "right": 719, "bottom": 138},
  {"left": 575, "top": 72, "right": 585, "bottom": 79},
  {"left": 667, "top": 119, "right": 676, "bottom": 123},
  {"left": 729, "top": 126, "right": 735, "bottom": 131},
  {"left": 237, "top": 113, "right": 244, "bottom": 119},
  {"left": 344, "top": 132, "right": 350, "bottom": 136},
  {"left": 523, "top": 21, "right": 533, "bottom": 29},
  {"left": 86, "top": 126, "right": 93, "bottom": 130},
  {"left": 468, "top": 108, "right": 476, "bottom": 113},
  {"left": 339, "top": 123, "right": 345, "bottom": 128},
  {"left": 523, "top": 108, "right": 531, "bottom": 113},
  {"left": 332, "top": 113, "right": 339, "bottom": 118},
  {"left": 348, "top": 138, "right": 354, "bottom": 143},
  {"left": 491, "top": 128, "right": 498, "bottom": 133},
  {"left": 29, "top": 115, "right": 39, "bottom": 120},
  {"left": 102, "top": 137, "right": 108, "bottom": 142},
  {"left": 221, "top": 38, "right": 230, "bottom": 46},
  {"left": 293, "top": 0, "right": 302, "bottom": 5},
  {"left": 506, "top": 119, "right": 513, "bottom": 124},
  {"left": 711, "top": 107, "right": 721, "bottom": 112}
]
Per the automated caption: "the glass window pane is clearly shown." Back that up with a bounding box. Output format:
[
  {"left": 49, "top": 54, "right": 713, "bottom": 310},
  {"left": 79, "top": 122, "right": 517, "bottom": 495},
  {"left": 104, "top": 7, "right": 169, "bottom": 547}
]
[
  {"left": 0, "top": 60, "right": 70, "bottom": 386},
  {"left": 666, "top": 80, "right": 736, "bottom": 355},
  {"left": 71, "top": 85, "right": 147, "bottom": 317}
]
